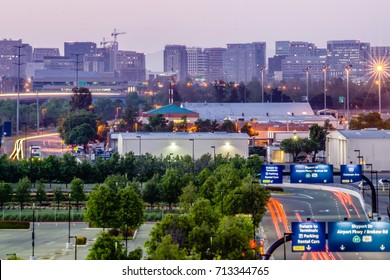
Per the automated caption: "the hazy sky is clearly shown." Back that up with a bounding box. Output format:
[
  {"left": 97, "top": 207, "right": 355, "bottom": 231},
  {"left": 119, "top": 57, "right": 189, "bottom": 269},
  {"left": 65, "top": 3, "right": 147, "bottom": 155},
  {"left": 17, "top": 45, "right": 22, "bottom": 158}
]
[{"left": 2, "top": 0, "right": 390, "bottom": 70}]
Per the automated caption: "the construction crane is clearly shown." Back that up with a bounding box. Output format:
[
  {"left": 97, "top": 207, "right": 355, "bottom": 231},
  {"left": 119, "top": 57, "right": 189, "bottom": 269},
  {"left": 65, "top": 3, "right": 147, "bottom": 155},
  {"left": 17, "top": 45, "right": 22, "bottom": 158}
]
[
  {"left": 111, "top": 28, "right": 126, "bottom": 43},
  {"left": 100, "top": 37, "right": 110, "bottom": 48}
]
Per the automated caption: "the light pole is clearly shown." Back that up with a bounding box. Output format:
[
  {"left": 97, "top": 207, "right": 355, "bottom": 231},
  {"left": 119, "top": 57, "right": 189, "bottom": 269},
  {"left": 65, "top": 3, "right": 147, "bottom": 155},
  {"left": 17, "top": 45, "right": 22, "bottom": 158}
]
[
  {"left": 304, "top": 66, "right": 311, "bottom": 102},
  {"left": 260, "top": 67, "right": 266, "bottom": 103},
  {"left": 67, "top": 193, "right": 71, "bottom": 248},
  {"left": 70, "top": 236, "right": 78, "bottom": 260},
  {"left": 354, "top": 150, "right": 361, "bottom": 164},
  {"left": 376, "top": 64, "right": 384, "bottom": 115},
  {"left": 211, "top": 145, "right": 216, "bottom": 164},
  {"left": 189, "top": 139, "right": 194, "bottom": 176},
  {"left": 136, "top": 135, "right": 141, "bottom": 156},
  {"left": 14, "top": 45, "right": 25, "bottom": 136},
  {"left": 345, "top": 65, "right": 353, "bottom": 127},
  {"left": 31, "top": 202, "right": 36, "bottom": 260},
  {"left": 322, "top": 65, "right": 329, "bottom": 111}
]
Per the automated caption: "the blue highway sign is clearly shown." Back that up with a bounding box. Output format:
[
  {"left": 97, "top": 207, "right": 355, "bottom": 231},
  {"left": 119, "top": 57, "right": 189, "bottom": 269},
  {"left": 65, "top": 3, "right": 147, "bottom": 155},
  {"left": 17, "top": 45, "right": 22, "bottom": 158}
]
[
  {"left": 328, "top": 222, "right": 390, "bottom": 252},
  {"left": 290, "top": 164, "right": 333, "bottom": 184},
  {"left": 260, "top": 165, "right": 283, "bottom": 184},
  {"left": 340, "top": 164, "right": 362, "bottom": 183},
  {"left": 291, "top": 222, "right": 326, "bottom": 252}
]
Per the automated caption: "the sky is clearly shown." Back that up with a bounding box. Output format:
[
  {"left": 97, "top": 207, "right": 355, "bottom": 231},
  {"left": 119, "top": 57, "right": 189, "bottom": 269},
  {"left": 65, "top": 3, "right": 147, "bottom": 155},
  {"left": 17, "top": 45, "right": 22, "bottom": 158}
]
[{"left": 2, "top": 0, "right": 390, "bottom": 71}]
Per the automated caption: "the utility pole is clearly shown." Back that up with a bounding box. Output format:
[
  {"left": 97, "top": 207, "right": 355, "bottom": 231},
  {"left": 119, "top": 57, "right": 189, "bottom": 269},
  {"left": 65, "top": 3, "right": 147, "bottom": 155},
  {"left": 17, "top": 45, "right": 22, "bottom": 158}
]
[
  {"left": 71, "top": 54, "right": 83, "bottom": 87},
  {"left": 14, "top": 45, "right": 25, "bottom": 136}
]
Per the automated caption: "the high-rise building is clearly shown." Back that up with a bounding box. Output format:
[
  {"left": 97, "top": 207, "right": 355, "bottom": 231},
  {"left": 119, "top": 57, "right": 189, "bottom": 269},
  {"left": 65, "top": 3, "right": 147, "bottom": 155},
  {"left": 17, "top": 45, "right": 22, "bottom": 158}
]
[
  {"left": 326, "top": 40, "right": 370, "bottom": 79},
  {"left": 0, "top": 39, "right": 32, "bottom": 78},
  {"left": 370, "top": 46, "right": 390, "bottom": 61},
  {"left": 223, "top": 42, "right": 266, "bottom": 83},
  {"left": 186, "top": 47, "right": 208, "bottom": 81},
  {"left": 33, "top": 48, "right": 60, "bottom": 62},
  {"left": 116, "top": 50, "right": 146, "bottom": 82},
  {"left": 204, "top": 47, "right": 226, "bottom": 82},
  {"left": 163, "top": 45, "right": 188, "bottom": 81},
  {"left": 64, "top": 42, "right": 97, "bottom": 57},
  {"left": 43, "top": 56, "right": 73, "bottom": 71}
]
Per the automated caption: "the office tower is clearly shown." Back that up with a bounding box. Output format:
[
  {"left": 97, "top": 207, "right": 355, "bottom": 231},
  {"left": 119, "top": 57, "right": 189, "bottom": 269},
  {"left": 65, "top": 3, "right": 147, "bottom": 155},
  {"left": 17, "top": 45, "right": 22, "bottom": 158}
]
[
  {"left": 116, "top": 50, "right": 146, "bottom": 82},
  {"left": 204, "top": 47, "right": 226, "bottom": 82},
  {"left": 0, "top": 39, "right": 32, "bottom": 77},
  {"left": 164, "top": 45, "right": 188, "bottom": 81},
  {"left": 370, "top": 46, "right": 390, "bottom": 61},
  {"left": 33, "top": 48, "right": 60, "bottom": 62},
  {"left": 327, "top": 40, "right": 370, "bottom": 79},
  {"left": 223, "top": 42, "right": 266, "bottom": 83},
  {"left": 187, "top": 47, "right": 208, "bottom": 81},
  {"left": 64, "top": 42, "right": 97, "bottom": 57}
]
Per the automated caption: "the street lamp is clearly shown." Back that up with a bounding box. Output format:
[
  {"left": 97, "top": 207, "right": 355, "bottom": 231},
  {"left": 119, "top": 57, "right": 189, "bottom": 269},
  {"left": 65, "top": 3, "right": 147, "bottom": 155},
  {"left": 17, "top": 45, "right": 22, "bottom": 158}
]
[
  {"left": 136, "top": 135, "right": 141, "bottom": 156},
  {"left": 189, "top": 139, "right": 195, "bottom": 176},
  {"left": 211, "top": 145, "right": 216, "bottom": 165},
  {"left": 322, "top": 65, "right": 330, "bottom": 111},
  {"left": 260, "top": 67, "right": 266, "bottom": 103},
  {"left": 31, "top": 202, "right": 36, "bottom": 260},
  {"left": 70, "top": 236, "right": 78, "bottom": 260},
  {"left": 354, "top": 150, "right": 361, "bottom": 164},
  {"left": 304, "top": 66, "right": 311, "bottom": 102},
  {"left": 345, "top": 65, "right": 353, "bottom": 127},
  {"left": 376, "top": 64, "right": 384, "bottom": 115},
  {"left": 66, "top": 193, "right": 71, "bottom": 248}
]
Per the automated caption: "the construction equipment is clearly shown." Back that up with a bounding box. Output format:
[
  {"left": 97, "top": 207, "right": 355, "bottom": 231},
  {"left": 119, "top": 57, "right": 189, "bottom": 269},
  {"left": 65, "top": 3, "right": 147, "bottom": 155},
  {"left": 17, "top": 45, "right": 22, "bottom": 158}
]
[{"left": 111, "top": 28, "right": 126, "bottom": 42}]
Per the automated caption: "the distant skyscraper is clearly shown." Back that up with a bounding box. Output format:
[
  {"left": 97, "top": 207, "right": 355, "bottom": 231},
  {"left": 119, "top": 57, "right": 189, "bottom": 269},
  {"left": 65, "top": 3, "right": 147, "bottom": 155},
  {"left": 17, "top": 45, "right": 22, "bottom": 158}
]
[
  {"left": 370, "top": 46, "right": 390, "bottom": 60},
  {"left": 204, "top": 47, "right": 226, "bottom": 82},
  {"left": 223, "top": 42, "right": 266, "bottom": 83},
  {"left": 43, "top": 56, "right": 73, "bottom": 71},
  {"left": 0, "top": 39, "right": 32, "bottom": 78},
  {"left": 33, "top": 48, "right": 60, "bottom": 62},
  {"left": 116, "top": 50, "right": 146, "bottom": 82},
  {"left": 164, "top": 45, "right": 188, "bottom": 81},
  {"left": 327, "top": 40, "right": 370, "bottom": 79},
  {"left": 186, "top": 47, "right": 208, "bottom": 81},
  {"left": 64, "top": 42, "right": 97, "bottom": 57}
]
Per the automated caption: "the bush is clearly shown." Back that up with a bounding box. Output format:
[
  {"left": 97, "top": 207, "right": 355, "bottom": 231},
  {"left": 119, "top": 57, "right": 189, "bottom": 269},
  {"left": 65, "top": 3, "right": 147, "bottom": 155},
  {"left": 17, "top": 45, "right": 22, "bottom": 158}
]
[
  {"left": 0, "top": 221, "right": 30, "bottom": 229},
  {"left": 76, "top": 236, "right": 87, "bottom": 245}
]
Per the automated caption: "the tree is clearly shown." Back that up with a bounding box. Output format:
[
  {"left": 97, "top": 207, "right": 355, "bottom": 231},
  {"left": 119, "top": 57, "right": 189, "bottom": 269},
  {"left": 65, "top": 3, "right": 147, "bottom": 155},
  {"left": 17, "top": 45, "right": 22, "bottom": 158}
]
[
  {"left": 142, "top": 174, "right": 161, "bottom": 209},
  {"left": 86, "top": 232, "right": 127, "bottom": 260},
  {"left": 149, "top": 235, "right": 194, "bottom": 260},
  {"left": 179, "top": 182, "right": 198, "bottom": 212},
  {"left": 70, "top": 177, "right": 86, "bottom": 210},
  {"left": 58, "top": 110, "right": 98, "bottom": 148},
  {"left": 84, "top": 184, "right": 118, "bottom": 229},
  {"left": 54, "top": 187, "right": 65, "bottom": 210},
  {"left": 349, "top": 112, "right": 390, "bottom": 130},
  {"left": 309, "top": 123, "right": 328, "bottom": 162},
  {"left": 160, "top": 169, "right": 184, "bottom": 210},
  {"left": 0, "top": 182, "right": 12, "bottom": 209},
  {"left": 35, "top": 181, "right": 47, "bottom": 206},
  {"left": 280, "top": 137, "right": 304, "bottom": 162},
  {"left": 59, "top": 153, "right": 78, "bottom": 188},
  {"left": 118, "top": 186, "right": 144, "bottom": 230},
  {"left": 15, "top": 177, "right": 31, "bottom": 210},
  {"left": 240, "top": 122, "right": 258, "bottom": 137},
  {"left": 70, "top": 87, "right": 92, "bottom": 111},
  {"left": 219, "top": 120, "right": 236, "bottom": 133},
  {"left": 41, "top": 155, "right": 60, "bottom": 188},
  {"left": 143, "top": 114, "right": 169, "bottom": 132}
]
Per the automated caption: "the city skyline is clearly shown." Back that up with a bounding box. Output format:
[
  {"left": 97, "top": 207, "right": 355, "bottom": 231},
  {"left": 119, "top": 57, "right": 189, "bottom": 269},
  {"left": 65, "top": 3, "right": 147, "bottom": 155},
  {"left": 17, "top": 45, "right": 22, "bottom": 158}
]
[{"left": 2, "top": 0, "right": 389, "bottom": 71}]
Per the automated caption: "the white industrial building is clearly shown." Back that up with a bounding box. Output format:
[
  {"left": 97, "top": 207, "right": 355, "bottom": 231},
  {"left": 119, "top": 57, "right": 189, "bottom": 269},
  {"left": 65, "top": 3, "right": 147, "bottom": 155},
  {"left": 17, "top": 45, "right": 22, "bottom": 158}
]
[
  {"left": 326, "top": 130, "right": 390, "bottom": 171},
  {"left": 117, "top": 132, "right": 250, "bottom": 159}
]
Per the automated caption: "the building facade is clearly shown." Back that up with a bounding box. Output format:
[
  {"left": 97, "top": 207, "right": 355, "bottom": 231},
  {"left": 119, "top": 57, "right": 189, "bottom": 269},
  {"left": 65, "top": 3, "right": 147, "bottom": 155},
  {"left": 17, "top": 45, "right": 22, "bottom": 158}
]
[
  {"left": 223, "top": 42, "right": 266, "bottom": 83},
  {"left": 163, "top": 45, "right": 188, "bottom": 81},
  {"left": 204, "top": 47, "right": 226, "bottom": 82}
]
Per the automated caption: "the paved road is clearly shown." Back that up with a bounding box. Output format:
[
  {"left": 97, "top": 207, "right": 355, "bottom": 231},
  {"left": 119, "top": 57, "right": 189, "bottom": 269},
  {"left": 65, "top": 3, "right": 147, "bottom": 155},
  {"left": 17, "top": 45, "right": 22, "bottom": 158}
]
[
  {"left": 0, "top": 222, "right": 155, "bottom": 260},
  {"left": 260, "top": 184, "right": 390, "bottom": 260}
]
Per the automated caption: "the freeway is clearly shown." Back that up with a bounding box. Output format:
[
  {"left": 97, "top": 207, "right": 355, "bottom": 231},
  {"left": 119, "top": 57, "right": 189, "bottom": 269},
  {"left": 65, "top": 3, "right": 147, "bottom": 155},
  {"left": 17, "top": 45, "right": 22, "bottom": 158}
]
[{"left": 261, "top": 184, "right": 390, "bottom": 260}]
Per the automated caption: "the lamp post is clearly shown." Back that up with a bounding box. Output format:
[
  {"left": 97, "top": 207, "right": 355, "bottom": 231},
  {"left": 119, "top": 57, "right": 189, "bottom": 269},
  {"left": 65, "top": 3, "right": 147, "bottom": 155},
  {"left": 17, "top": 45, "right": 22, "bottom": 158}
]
[
  {"left": 189, "top": 139, "right": 194, "bottom": 176},
  {"left": 15, "top": 45, "right": 25, "bottom": 136},
  {"left": 67, "top": 193, "right": 71, "bottom": 248},
  {"left": 31, "top": 202, "right": 36, "bottom": 260},
  {"left": 304, "top": 66, "right": 311, "bottom": 102},
  {"left": 260, "top": 67, "right": 266, "bottom": 103},
  {"left": 354, "top": 149, "right": 361, "bottom": 164},
  {"left": 322, "top": 66, "right": 329, "bottom": 111},
  {"left": 376, "top": 64, "right": 384, "bottom": 115},
  {"left": 211, "top": 145, "right": 216, "bottom": 166},
  {"left": 136, "top": 135, "right": 141, "bottom": 156},
  {"left": 70, "top": 236, "right": 78, "bottom": 260},
  {"left": 345, "top": 65, "right": 353, "bottom": 127}
]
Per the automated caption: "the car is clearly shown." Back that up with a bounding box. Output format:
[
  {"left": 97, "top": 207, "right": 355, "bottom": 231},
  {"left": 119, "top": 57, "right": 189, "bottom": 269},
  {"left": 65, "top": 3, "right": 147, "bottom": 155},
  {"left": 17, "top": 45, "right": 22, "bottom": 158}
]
[{"left": 378, "top": 178, "right": 390, "bottom": 189}]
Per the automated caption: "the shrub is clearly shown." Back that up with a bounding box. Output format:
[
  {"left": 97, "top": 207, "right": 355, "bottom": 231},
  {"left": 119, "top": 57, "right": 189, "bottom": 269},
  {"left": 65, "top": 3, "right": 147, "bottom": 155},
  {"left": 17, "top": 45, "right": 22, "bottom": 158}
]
[{"left": 0, "top": 221, "right": 30, "bottom": 229}]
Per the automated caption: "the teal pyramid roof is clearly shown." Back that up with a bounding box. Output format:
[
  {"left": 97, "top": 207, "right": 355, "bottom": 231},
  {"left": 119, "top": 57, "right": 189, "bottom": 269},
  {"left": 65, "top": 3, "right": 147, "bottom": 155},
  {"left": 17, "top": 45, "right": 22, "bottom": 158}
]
[{"left": 146, "top": 104, "right": 197, "bottom": 115}]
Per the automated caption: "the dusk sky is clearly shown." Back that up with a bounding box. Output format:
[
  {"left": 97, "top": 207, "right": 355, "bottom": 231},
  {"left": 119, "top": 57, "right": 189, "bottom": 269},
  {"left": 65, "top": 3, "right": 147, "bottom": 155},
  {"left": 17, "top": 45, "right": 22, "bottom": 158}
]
[{"left": 2, "top": 0, "right": 389, "bottom": 70}]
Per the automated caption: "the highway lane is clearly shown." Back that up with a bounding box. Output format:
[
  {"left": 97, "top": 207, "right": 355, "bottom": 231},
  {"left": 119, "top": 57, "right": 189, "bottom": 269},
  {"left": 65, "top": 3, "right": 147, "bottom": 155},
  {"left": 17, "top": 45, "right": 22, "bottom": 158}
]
[{"left": 261, "top": 184, "right": 390, "bottom": 260}]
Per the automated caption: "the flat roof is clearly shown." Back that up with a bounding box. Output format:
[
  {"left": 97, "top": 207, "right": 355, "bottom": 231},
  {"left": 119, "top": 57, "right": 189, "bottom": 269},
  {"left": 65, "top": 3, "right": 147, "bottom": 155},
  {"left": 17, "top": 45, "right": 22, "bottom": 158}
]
[
  {"left": 118, "top": 132, "right": 250, "bottom": 140},
  {"left": 336, "top": 129, "right": 390, "bottom": 139}
]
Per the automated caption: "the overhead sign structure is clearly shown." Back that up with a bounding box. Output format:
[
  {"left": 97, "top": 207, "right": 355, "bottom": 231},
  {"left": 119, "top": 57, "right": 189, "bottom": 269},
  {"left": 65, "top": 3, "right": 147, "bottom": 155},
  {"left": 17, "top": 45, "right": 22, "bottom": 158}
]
[
  {"left": 291, "top": 222, "right": 326, "bottom": 252},
  {"left": 260, "top": 165, "right": 283, "bottom": 184},
  {"left": 328, "top": 222, "right": 390, "bottom": 252},
  {"left": 290, "top": 164, "right": 334, "bottom": 184},
  {"left": 340, "top": 164, "right": 362, "bottom": 183}
]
